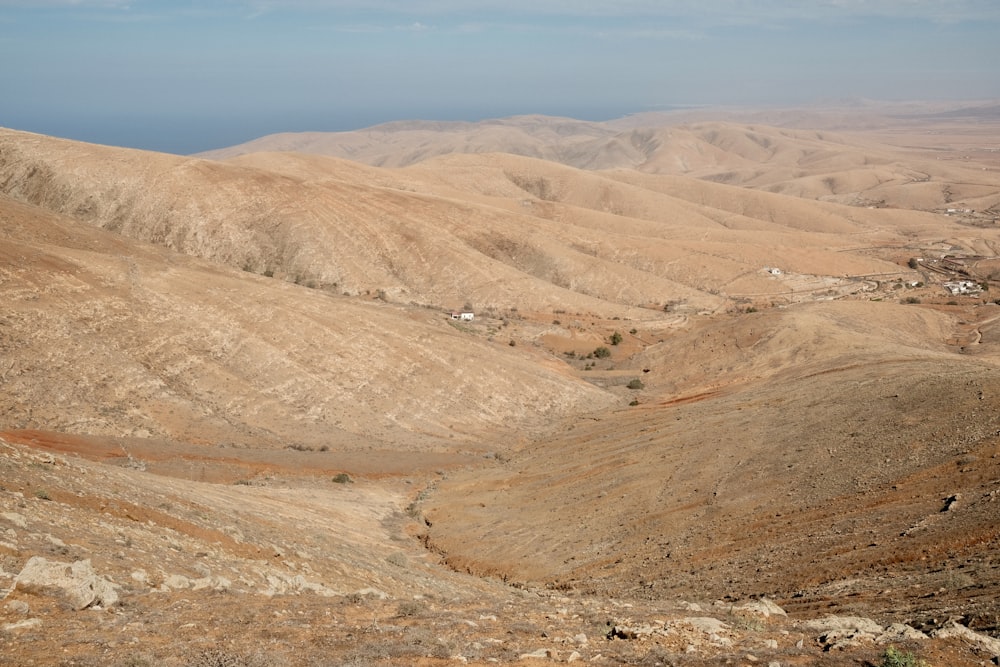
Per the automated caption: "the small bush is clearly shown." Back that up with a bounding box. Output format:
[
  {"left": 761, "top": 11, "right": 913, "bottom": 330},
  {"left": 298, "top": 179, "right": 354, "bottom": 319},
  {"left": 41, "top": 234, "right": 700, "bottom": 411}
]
[
  {"left": 188, "top": 648, "right": 278, "bottom": 667},
  {"left": 34, "top": 489, "right": 51, "bottom": 501},
  {"left": 628, "top": 399, "right": 639, "bottom": 406},
  {"left": 385, "top": 552, "right": 408, "bottom": 567},
  {"left": 880, "top": 646, "right": 926, "bottom": 667},
  {"left": 902, "top": 296, "right": 921, "bottom": 304},
  {"left": 626, "top": 379, "right": 644, "bottom": 390},
  {"left": 629, "top": 328, "right": 637, "bottom": 335},
  {"left": 610, "top": 331, "right": 623, "bottom": 346},
  {"left": 332, "top": 473, "right": 352, "bottom": 484},
  {"left": 593, "top": 346, "right": 611, "bottom": 358},
  {"left": 397, "top": 600, "right": 426, "bottom": 617}
]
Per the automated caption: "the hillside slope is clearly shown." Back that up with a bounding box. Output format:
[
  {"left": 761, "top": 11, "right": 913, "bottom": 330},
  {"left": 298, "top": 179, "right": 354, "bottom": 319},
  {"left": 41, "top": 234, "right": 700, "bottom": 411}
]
[
  {"left": 7, "top": 127, "right": 972, "bottom": 320},
  {"left": 0, "top": 192, "right": 612, "bottom": 450},
  {"left": 425, "top": 302, "right": 1000, "bottom": 629}
]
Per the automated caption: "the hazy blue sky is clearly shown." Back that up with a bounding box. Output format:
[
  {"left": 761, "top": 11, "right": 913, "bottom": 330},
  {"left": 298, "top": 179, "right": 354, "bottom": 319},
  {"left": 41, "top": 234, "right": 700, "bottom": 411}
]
[{"left": 2, "top": 0, "right": 998, "bottom": 154}]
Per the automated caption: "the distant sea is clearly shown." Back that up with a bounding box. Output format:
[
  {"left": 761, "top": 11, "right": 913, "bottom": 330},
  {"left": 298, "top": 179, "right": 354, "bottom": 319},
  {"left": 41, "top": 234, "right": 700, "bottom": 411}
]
[{"left": 5, "top": 104, "right": 689, "bottom": 156}]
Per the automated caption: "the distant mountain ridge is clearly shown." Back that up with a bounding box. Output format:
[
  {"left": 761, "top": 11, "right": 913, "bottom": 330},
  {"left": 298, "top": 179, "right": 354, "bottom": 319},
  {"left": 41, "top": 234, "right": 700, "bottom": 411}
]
[{"left": 197, "top": 108, "right": 1000, "bottom": 214}]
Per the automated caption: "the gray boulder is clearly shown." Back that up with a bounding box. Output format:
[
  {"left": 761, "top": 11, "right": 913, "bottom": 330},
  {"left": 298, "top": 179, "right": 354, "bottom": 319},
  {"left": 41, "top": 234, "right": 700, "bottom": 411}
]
[{"left": 14, "top": 557, "right": 118, "bottom": 610}]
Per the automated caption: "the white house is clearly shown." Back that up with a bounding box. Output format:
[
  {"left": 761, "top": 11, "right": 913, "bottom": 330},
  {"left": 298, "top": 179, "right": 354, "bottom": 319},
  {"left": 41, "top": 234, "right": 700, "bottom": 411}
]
[
  {"left": 943, "top": 281, "right": 979, "bottom": 295},
  {"left": 451, "top": 311, "right": 475, "bottom": 321}
]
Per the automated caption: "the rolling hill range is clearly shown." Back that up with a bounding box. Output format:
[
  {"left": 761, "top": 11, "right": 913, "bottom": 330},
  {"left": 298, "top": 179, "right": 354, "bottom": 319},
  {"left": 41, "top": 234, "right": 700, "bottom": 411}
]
[
  {"left": 2, "top": 113, "right": 1000, "bottom": 665},
  {"left": 200, "top": 103, "right": 1000, "bottom": 215}
]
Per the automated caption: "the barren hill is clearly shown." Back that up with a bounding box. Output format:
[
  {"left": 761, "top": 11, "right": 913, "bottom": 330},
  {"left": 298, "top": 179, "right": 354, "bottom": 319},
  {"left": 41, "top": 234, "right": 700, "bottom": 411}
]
[
  {"left": 200, "top": 103, "right": 1000, "bottom": 215},
  {"left": 3, "top": 115, "right": 1000, "bottom": 666}
]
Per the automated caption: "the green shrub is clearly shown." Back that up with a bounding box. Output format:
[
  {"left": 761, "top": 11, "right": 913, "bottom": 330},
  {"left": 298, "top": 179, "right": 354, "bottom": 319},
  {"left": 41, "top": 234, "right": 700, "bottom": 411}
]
[
  {"left": 880, "top": 646, "right": 926, "bottom": 667},
  {"left": 626, "top": 379, "right": 644, "bottom": 390},
  {"left": 593, "top": 346, "right": 611, "bottom": 358},
  {"left": 332, "top": 473, "right": 352, "bottom": 484},
  {"left": 610, "top": 331, "right": 623, "bottom": 346}
]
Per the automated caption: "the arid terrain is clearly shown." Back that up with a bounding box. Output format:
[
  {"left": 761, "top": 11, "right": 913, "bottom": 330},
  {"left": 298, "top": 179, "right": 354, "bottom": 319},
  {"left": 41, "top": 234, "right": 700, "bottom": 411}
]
[{"left": 2, "top": 101, "right": 1000, "bottom": 666}]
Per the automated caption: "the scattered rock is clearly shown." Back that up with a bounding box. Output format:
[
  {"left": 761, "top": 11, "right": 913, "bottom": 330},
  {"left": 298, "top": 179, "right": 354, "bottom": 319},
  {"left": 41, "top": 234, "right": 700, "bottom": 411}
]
[
  {"left": 1, "top": 512, "right": 27, "bottom": 529},
  {"left": 608, "top": 622, "right": 658, "bottom": 640},
  {"left": 876, "top": 623, "right": 928, "bottom": 644},
  {"left": 353, "top": 587, "right": 389, "bottom": 600},
  {"left": 2, "top": 618, "right": 42, "bottom": 633},
  {"left": 803, "top": 615, "right": 884, "bottom": 651},
  {"left": 4, "top": 600, "right": 30, "bottom": 615},
  {"left": 734, "top": 597, "right": 787, "bottom": 618},
  {"left": 519, "top": 648, "right": 554, "bottom": 660},
  {"left": 942, "top": 493, "right": 961, "bottom": 511},
  {"left": 802, "top": 615, "right": 883, "bottom": 635},
  {"left": 681, "top": 616, "right": 730, "bottom": 635},
  {"left": 14, "top": 557, "right": 118, "bottom": 610},
  {"left": 932, "top": 621, "right": 1000, "bottom": 657}
]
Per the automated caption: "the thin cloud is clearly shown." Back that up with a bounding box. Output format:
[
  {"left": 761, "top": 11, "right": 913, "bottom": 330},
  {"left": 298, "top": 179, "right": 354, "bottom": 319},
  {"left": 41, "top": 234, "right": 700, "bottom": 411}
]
[
  {"left": 6, "top": 1, "right": 999, "bottom": 23},
  {"left": 212, "top": 0, "right": 1000, "bottom": 22},
  {"left": 0, "top": 1, "right": 132, "bottom": 6}
]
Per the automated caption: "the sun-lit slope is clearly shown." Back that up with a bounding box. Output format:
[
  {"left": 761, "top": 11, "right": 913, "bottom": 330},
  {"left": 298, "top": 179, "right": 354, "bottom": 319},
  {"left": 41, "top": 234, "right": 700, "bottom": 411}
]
[
  {"left": 0, "top": 130, "right": 893, "bottom": 319},
  {"left": 424, "top": 301, "right": 1000, "bottom": 616},
  {"left": 0, "top": 193, "right": 614, "bottom": 450},
  {"left": 198, "top": 116, "right": 626, "bottom": 167},
  {"left": 0, "top": 129, "right": 702, "bottom": 315},
  {"left": 626, "top": 300, "right": 966, "bottom": 396},
  {"left": 401, "top": 153, "right": 931, "bottom": 295},
  {"left": 633, "top": 123, "right": 1000, "bottom": 212},
  {"left": 5, "top": 128, "right": 992, "bottom": 321},
  {"left": 203, "top": 115, "right": 999, "bottom": 215}
]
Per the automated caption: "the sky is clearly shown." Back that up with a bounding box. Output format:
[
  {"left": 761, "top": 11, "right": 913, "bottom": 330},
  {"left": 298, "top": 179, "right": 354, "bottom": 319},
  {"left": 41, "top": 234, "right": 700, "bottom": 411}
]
[{"left": 1, "top": 0, "right": 998, "bottom": 154}]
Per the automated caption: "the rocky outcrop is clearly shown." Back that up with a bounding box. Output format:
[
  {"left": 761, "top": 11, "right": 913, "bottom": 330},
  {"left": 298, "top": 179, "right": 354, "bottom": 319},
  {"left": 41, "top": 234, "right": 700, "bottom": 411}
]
[
  {"left": 932, "top": 621, "right": 1000, "bottom": 658},
  {"left": 13, "top": 557, "right": 118, "bottom": 610}
]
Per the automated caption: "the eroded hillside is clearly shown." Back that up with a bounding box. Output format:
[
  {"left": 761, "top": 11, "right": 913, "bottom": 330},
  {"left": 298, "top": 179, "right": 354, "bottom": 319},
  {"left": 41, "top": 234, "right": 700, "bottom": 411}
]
[{"left": 3, "top": 114, "right": 1000, "bottom": 666}]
